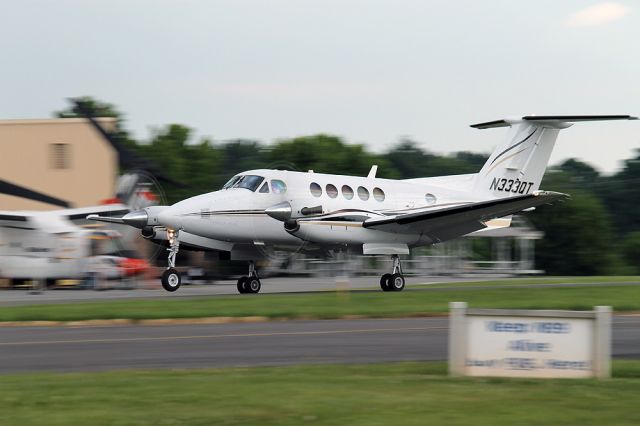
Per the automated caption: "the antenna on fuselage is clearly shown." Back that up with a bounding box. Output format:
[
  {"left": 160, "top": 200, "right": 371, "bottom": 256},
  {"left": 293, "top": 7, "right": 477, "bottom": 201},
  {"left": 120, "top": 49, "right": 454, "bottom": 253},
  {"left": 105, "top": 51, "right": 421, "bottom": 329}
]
[{"left": 367, "top": 165, "right": 378, "bottom": 178}]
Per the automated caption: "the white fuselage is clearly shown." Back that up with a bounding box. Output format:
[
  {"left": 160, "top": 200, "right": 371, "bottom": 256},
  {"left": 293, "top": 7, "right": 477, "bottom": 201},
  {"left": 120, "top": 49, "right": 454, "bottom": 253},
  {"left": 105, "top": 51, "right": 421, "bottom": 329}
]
[{"left": 150, "top": 169, "right": 477, "bottom": 250}]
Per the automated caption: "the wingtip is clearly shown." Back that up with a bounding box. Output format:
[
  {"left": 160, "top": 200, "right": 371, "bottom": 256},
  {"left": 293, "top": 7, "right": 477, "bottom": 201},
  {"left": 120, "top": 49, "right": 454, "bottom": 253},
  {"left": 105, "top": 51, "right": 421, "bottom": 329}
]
[{"left": 533, "top": 190, "right": 571, "bottom": 202}]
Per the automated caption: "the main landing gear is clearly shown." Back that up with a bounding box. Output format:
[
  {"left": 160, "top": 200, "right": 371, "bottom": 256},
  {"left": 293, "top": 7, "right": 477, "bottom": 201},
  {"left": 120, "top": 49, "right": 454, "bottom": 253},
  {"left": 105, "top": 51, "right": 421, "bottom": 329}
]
[
  {"left": 161, "top": 229, "right": 182, "bottom": 292},
  {"left": 237, "top": 261, "right": 261, "bottom": 294},
  {"left": 380, "top": 254, "right": 405, "bottom": 292}
]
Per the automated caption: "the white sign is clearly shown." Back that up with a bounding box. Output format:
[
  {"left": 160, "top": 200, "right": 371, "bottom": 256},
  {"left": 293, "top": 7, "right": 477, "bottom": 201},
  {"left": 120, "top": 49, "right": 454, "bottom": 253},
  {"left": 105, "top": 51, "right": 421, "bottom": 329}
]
[
  {"left": 466, "top": 315, "right": 593, "bottom": 378},
  {"left": 448, "top": 303, "right": 611, "bottom": 379}
]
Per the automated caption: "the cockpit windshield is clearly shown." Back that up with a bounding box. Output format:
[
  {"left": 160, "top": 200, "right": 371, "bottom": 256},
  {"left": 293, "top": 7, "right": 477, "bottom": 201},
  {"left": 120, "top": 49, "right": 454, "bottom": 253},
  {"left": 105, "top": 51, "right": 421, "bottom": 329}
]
[
  {"left": 222, "top": 175, "right": 265, "bottom": 192},
  {"left": 234, "top": 175, "right": 264, "bottom": 191},
  {"left": 222, "top": 175, "right": 241, "bottom": 190}
]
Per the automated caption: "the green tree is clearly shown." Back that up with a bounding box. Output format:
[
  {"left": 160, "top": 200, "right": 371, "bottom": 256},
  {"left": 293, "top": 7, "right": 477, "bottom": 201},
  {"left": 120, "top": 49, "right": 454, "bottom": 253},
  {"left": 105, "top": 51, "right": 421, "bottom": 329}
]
[
  {"left": 266, "top": 135, "right": 394, "bottom": 178},
  {"left": 454, "top": 151, "right": 489, "bottom": 171},
  {"left": 54, "top": 96, "right": 121, "bottom": 119},
  {"left": 557, "top": 158, "right": 601, "bottom": 185},
  {"left": 137, "top": 124, "right": 224, "bottom": 203},
  {"left": 620, "top": 231, "right": 640, "bottom": 274},
  {"left": 219, "top": 140, "right": 266, "bottom": 180},
  {"left": 597, "top": 149, "right": 640, "bottom": 234},
  {"left": 54, "top": 96, "right": 141, "bottom": 153},
  {"left": 529, "top": 171, "right": 619, "bottom": 275},
  {"left": 385, "top": 140, "right": 480, "bottom": 179}
]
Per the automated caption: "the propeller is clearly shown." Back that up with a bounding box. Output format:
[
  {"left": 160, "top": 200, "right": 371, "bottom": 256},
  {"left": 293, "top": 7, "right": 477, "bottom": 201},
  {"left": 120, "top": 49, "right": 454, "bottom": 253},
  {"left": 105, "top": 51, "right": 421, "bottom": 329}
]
[{"left": 87, "top": 171, "right": 170, "bottom": 268}]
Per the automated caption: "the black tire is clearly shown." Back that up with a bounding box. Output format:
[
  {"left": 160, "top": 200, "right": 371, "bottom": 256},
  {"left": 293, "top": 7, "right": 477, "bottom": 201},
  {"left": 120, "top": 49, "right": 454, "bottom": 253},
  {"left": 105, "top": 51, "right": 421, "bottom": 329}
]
[
  {"left": 390, "top": 273, "right": 405, "bottom": 292},
  {"left": 380, "top": 273, "right": 392, "bottom": 292},
  {"left": 247, "top": 277, "right": 261, "bottom": 294},
  {"left": 161, "top": 268, "right": 181, "bottom": 292},
  {"left": 237, "top": 276, "right": 248, "bottom": 294}
]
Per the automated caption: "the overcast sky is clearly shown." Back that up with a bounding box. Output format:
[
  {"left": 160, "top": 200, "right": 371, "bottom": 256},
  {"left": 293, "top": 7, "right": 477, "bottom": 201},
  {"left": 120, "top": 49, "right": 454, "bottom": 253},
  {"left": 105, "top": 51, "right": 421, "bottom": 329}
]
[{"left": 1, "top": 0, "right": 638, "bottom": 173}]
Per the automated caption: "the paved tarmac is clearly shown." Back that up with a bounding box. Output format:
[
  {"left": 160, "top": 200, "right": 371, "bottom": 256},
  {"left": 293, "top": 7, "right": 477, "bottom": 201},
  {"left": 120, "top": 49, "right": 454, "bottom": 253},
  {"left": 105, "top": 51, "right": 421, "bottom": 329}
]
[
  {"left": 1, "top": 316, "right": 639, "bottom": 373},
  {"left": 0, "top": 276, "right": 490, "bottom": 305},
  {"left": 2, "top": 276, "right": 638, "bottom": 306}
]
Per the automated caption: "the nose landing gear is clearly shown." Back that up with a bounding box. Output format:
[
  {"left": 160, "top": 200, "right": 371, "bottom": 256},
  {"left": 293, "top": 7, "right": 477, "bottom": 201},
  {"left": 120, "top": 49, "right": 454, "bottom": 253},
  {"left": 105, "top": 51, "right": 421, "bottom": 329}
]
[
  {"left": 161, "top": 229, "right": 181, "bottom": 292},
  {"left": 237, "top": 261, "right": 261, "bottom": 294},
  {"left": 380, "top": 254, "right": 405, "bottom": 292}
]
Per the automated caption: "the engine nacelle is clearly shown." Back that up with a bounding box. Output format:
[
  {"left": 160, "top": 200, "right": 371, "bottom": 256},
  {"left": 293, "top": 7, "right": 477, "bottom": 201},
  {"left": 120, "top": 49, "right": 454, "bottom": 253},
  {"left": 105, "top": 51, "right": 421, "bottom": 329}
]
[{"left": 265, "top": 201, "right": 324, "bottom": 222}]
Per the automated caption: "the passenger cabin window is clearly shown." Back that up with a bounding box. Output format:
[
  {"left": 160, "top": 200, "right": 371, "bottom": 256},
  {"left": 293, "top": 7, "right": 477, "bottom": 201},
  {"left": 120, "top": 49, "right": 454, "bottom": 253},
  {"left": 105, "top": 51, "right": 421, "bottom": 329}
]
[
  {"left": 259, "top": 182, "right": 269, "bottom": 193},
  {"left": 373, "top": 187, "right": 385, "bottom": 202},
  {"left": 310, "top": 182, "right": 322, "bottom": 197},
  {"left": 326, "top": 184, "right": 338, "bottom": 198},
  {"left": 342, "top": 185, "right": 354, "bottom": 200},
  {"left": 357, "top": 186, "right": 369, "bottom": 201},
  {"left": 233, "top": 175, "right": 264, "bottom": 191},
  {"left": 271, "top": 179, "right": 287, "bottom": 194}
]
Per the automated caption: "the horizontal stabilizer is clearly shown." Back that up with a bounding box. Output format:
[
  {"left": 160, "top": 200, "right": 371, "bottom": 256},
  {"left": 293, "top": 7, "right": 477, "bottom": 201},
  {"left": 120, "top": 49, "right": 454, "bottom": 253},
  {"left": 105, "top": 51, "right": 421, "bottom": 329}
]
[
  {"left": 524, "top": 115, "right": 637, "bottom": 122},
  {"left": 470, "top": 119, "right": 510, "bottom": 129},
  {"left": 471, "top": 115, "right": 637, "bottom": 129}
]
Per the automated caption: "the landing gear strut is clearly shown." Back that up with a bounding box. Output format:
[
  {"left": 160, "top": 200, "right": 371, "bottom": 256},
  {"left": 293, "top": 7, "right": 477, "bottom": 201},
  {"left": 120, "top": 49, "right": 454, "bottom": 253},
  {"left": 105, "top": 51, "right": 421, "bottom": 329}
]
[
  {"left": 380, "top": 255, "right": 405, "bottom": 292},
  {"left": 237, "top": 261, "right": 261, "bottom": 294},
  {"left": 161, "top": 229, "right": 181, "bottom": 292}
]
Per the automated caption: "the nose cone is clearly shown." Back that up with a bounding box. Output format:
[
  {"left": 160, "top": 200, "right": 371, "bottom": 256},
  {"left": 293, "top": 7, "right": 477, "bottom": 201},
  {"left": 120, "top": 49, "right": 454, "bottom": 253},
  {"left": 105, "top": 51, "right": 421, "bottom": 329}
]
[
  {"left": 265, "top": 201, "right": 292, "bottom": 222},
  {"left": 122, "top": 210, "right": 149, "bottom": 229}
]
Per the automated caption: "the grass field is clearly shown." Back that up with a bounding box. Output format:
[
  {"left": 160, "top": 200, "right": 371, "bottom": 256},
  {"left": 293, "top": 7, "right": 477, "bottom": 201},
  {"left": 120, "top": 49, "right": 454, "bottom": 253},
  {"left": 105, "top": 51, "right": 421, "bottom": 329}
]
[
  {"left": 1, "top": 277, "right": 639, "bottom": 323},
  {"left": 2, "top": 361, "right": 640, "bottom": 426}
]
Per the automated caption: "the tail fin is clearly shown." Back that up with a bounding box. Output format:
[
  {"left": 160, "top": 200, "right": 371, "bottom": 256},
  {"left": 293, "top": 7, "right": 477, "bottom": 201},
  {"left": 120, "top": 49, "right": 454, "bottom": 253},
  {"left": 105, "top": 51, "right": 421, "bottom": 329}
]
[{"left": 471, "top": 115, "right": 636, "bottom": 198}]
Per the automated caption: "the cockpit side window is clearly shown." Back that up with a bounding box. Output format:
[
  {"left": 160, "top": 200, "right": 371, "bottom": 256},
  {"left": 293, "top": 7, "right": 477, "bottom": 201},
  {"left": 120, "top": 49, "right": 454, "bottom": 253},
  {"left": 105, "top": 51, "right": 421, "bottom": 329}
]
[
  {"left": 233, "top": 175, "right": 265, "bottom": 191},
  {"left": 222, "top": 175, "right": 241, "bottom": 190},
  {"left": 259, "top": 182, "right": 270, "bottom": 193},
  {"left": 271, "top": 179, "right": 287, "bottom": 194}
]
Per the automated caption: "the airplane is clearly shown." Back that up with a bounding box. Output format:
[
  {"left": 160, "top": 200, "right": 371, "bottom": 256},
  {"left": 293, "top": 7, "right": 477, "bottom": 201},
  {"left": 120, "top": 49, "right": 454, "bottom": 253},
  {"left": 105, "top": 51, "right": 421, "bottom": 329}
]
[
  {"left": 0, "top": 174, "right": 155, "bottom": 286},
  {"left": 89, "top": 115, "right": 637, "bottom": 294}
]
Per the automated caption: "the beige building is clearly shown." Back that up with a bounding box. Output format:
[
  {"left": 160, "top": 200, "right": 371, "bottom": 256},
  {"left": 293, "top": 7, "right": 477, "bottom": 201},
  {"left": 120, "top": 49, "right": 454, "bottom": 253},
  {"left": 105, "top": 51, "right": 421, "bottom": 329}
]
[{"left": 0, "top": 118, "right": 119, "bottom": 210}]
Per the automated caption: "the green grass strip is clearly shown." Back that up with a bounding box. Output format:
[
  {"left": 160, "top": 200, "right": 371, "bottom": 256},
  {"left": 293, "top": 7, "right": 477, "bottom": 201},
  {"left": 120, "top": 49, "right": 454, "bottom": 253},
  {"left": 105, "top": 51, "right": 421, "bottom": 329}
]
[
  {"left": 2, "top": 361, "right": 640, "bottom": 426},
  {"left": 1, "top": 278, "right": 640, "bottom": 322}
]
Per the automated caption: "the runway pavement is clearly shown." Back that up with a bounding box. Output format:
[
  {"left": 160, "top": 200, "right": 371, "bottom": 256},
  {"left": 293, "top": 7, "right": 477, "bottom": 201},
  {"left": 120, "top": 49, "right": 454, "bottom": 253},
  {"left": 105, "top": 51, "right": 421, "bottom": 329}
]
[
  {"left": 2, "top": 276, "right": 638, "bottom": 306},
  {"left": 0, "top": 276, "right": 491, "bottom": 305},
  {"left": 2, "top": 316, "right": 640, "bottom": 373}
]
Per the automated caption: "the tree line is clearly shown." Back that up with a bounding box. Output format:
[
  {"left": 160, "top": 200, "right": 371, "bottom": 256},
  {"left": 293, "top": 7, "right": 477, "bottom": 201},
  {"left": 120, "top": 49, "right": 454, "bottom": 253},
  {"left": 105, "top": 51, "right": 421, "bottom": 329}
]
[{"left": 58, "top": 98, "right": 640, "bottom": 275}]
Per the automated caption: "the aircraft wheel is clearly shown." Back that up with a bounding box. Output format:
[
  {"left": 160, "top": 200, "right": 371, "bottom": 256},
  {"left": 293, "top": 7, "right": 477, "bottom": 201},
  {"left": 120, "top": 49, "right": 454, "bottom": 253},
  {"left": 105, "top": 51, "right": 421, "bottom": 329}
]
[
  {"left": 237, "top": 276, "right": 248, "bottom": 294},
  {"left": 390, "top": 273, "right": 405, "bottom": 292},
  {"left": 161, "top": 268, "right": 181, "bottom": 292},
  {"left": 247, "top": 277, "right": 261, "bottom": 294},
  {"left": 380, "top": 274, "right": 392, "bottom": 292}
]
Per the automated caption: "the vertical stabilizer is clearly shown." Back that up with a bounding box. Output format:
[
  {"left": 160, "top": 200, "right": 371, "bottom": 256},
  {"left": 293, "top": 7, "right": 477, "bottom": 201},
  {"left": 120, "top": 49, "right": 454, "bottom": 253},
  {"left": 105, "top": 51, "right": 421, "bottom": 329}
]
[{"left": 470, "top": 115, "right": 636, "bottom": 199}]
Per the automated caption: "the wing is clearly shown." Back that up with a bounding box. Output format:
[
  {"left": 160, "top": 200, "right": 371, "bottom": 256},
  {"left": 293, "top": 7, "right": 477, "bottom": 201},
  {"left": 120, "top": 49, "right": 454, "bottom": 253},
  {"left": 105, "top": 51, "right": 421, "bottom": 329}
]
[
  {"left": 0, "top": 211, "right": 36, "bottom": 231},
  {"left": 0, "top": 205, "right": 131, "bottom": 232},
  {"left": 60, "top": 204, "right": 130, "bottom": 224},
  {"left": 363, "top": 191, "right": 567, "bottom": 242}
]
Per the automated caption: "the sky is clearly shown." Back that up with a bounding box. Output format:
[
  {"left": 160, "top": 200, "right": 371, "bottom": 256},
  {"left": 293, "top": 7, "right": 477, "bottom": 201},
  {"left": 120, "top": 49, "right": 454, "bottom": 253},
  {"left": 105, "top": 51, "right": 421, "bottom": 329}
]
[{"left": 1, "top": 0, "right": 638, "bottom": 174}]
